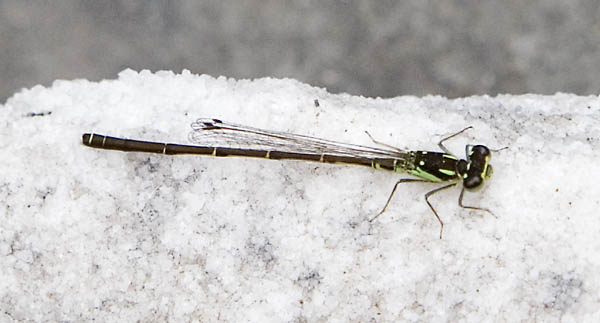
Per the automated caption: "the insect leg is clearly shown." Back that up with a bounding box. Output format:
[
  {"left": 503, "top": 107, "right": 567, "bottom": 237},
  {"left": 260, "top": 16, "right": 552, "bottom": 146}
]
[
  {"left": 424, "top": 183, "right": 458, "bottom": 239},
  {"left": 364, "top": 131, "right": 404, "bottom": 152},
  {"left": 369, "top": 179, "right": 429, "bottom": 222},
  {"left": 457, "top": 187, "right": 497, "bottom": 218},
  {"left": 438, "top": 126, "right": 473, "bottom": 154}
]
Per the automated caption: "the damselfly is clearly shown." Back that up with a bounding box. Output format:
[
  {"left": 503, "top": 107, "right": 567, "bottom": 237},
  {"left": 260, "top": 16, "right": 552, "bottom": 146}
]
[{"left": 82, "top": 118, "right": 503, "bottom": 238}]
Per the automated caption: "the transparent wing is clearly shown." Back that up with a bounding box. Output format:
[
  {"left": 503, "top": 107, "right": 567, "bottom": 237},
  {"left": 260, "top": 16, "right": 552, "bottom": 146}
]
[{"left": 189, "top": 118, "right": 409, "bottom": 159}]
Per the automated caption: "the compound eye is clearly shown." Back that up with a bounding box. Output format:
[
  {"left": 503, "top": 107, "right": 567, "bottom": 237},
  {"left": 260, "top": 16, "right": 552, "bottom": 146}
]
[
  {"left": 463, "top": 175, "right": 483, "bottom": 191},
  {"left": 471, "top": 145, "right": 491, "bottom": 157}
]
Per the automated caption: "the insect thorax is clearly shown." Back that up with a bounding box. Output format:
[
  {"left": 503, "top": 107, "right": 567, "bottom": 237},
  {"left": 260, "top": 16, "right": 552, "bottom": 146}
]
[{"left": 405, "top": 151, "right": 461, "bottom": 182}]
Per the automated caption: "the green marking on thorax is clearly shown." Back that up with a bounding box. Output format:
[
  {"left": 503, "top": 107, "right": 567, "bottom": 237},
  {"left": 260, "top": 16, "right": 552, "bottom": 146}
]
[
  {"left": 438, "top": 169, "right": 456, "bottom": 176},
  {"left": 409, "top": 168, "right": 443, "bottom": 182}
]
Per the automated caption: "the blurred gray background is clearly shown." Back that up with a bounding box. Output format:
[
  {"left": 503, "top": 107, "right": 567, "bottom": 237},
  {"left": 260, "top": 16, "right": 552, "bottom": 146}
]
[{"left": 2, "top": 0, "right": 600, "bottom": 103}]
